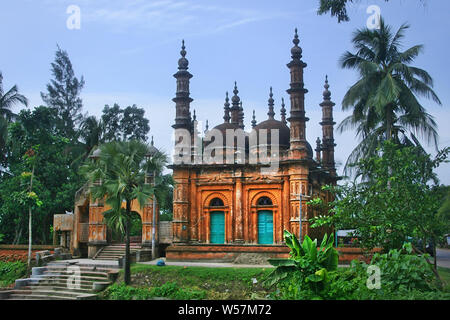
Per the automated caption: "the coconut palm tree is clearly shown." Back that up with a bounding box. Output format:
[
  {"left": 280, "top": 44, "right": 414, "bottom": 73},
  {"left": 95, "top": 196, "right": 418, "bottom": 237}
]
[
  {"left": 338, "top": 18, "right": 441, "bottom": 173},
  {"left": 0, "top": 72, "right": 28, "bottom": 162},
  {"left": 81, "top": 140, "right": 172, "bottom": 285}
]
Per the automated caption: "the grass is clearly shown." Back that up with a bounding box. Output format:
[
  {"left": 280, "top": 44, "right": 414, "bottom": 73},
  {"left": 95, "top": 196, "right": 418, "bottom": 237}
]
[
  {"left": 101, "top": 264, "right": 273, "bottom": 300},
  {"left": 0, "top": 261, "right": 27, "bottom": 288}
]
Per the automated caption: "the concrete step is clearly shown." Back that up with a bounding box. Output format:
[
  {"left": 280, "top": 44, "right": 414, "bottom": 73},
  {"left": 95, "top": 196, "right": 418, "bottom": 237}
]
[
  {"left": 9, "top": 294, "right": 77, "bottom": 300},
  {"left": 28, "top": 283, "right": 95, "bottom": 293},
  {"left": 35, "top": 279, "right": 110, "bottom": 286},
  {"left": 38, "top": 274, "right": 108, "bottom": 282},
  {"left": 43, "top": 270, "right": 109, "bottom": 277},
  {"left": 13, "top": 288, "right": 87, "bottom": 298}
]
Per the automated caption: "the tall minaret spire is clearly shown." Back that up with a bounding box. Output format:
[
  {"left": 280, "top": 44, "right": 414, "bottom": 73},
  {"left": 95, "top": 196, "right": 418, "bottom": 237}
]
[
  {"left": 251, "top": 110, "right": 257, "bottom": 128},
  {"left": 280, "top": 97, "right": 287, "bottom": 124},
  {"left": 319, "top": 75, "right": 336, "bottom": 175},
  {"left": 172, "top": 39, "right": 193, "bottom": 130},
  {"left": 230, "top": 82, "right": 241, "bottom": 125},
  {"left": 223, "top": 92, "right": 231, "bottom": 123},
  {"left": 267, "top": 87, "right": 275, "bottom": 120},
  {"left": 238, "top": 101, "right": 245, "bottom": 129},
  {"left": 287, "top": 28, "right": 309, "bottom": 159}
]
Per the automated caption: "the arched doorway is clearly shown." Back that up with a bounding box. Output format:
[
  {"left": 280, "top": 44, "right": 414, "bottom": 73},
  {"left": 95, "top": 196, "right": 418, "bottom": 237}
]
[
  {"left": 257, "top": 196, "right": 274, "bottom": 244},
  {"left": 209, "top": 198, "right": 225, "bottom": 244}
]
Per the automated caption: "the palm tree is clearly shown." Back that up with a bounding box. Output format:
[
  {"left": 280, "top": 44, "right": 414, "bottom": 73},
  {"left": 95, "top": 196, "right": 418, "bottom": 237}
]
[
  {"left": 338, "top": 18, "right": 441, "bottom": 173},
  {"left": 0, "top": 72, "right": 28, "bottom": 162},
  {"left": 81, "top": 140, "right": 171, "bottom": 285}
]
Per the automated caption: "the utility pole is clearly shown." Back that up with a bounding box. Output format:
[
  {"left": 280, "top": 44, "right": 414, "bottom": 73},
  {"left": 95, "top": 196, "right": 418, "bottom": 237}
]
[{"left": 291, "top": 190, "right": 311, "bottom": 243}]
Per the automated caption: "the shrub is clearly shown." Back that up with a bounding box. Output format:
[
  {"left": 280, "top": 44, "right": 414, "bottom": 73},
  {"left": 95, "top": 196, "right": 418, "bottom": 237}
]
[{"left": 0, "top": 261, "right": 27, "bottom": 287}]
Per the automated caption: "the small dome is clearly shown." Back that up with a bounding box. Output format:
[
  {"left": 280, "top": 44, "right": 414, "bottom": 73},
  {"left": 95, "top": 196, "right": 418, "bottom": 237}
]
[{"left": 253, "top": 119, "right": 290, "bottom": 149}]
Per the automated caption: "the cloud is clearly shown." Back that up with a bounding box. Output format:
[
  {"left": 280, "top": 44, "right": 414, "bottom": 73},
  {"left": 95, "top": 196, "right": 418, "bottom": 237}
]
[{"left": 62, "top": 0, "right": 287, "bottom": 36}]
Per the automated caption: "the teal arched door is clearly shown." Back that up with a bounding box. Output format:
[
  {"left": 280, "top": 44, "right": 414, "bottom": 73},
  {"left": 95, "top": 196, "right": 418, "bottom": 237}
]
[
  {"left": 210, "top": 211, "right": 225, "bottom": 244},
  {"left": 258, "top": 210, "right": 273, "bottom": 244}
]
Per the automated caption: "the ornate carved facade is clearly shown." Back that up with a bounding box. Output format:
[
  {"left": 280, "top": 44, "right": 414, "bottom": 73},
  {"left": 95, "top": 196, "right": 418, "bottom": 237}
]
[{"left": 167, "top": 29, "right": 339, "bottom": 261}]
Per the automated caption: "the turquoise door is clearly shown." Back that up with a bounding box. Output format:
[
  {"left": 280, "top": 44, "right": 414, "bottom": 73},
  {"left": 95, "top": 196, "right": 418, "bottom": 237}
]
[
  {"left": 258, "top": 211, "right": 273, "bottom": 244},
  {"left": 210, "top": 211, "right": 225, "bottom": 244}
]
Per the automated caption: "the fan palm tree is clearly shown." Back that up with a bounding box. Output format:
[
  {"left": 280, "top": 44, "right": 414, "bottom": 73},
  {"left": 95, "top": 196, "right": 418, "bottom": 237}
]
[
  {"left": 81, "top": 140, "right": 172, "bottom": 285},
  {"left": 338, "top": 18, "right": 441, "bottom": 174}
]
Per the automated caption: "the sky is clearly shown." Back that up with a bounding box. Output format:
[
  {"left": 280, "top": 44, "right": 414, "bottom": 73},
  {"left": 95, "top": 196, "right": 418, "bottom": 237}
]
[{"left": 1, "top": 0, "right": 449, "bottom": 184}]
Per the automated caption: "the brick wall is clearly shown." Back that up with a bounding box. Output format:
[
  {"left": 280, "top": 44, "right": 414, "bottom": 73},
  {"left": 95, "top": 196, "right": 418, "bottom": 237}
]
[{"left": 0, "top": 245, "right": 56, "bottom": 262}]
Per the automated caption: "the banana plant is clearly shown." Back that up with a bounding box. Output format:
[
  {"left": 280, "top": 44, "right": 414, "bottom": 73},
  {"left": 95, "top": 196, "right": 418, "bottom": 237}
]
[{"left": 266, "top": 230, "right": 339, "bottom": 296}]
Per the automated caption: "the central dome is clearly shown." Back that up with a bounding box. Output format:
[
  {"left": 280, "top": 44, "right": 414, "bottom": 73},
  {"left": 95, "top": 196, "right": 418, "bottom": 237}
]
[{"left": 253, "top": 119, "right": 290, "bottom": 149}]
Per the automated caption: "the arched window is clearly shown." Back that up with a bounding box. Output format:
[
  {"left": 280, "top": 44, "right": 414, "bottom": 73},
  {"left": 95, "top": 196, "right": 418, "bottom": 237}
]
[
  {"left": 210, "top": 198, "right": 224, "bottom": 207},
  {"left": 257, "top": 196, "right": 273, "bottom": 206}
]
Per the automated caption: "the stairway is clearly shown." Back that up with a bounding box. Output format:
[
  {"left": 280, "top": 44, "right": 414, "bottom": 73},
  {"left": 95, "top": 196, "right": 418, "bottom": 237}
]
[
  {"left": 94, "top": 244, "right": 142, "bottom": 260},
  {"left": 0, "top": 262, "right": 114, "bottom": 300}
]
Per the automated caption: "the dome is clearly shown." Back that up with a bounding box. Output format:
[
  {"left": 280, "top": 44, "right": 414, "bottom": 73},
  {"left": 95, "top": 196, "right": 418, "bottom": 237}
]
[{"left": 253, "top": 119, "right": 290, "bottom": 149}]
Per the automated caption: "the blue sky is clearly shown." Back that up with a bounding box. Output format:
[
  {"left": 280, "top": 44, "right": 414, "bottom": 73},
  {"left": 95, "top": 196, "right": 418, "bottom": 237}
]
[{"left": 1, "top": 0, "right": 449, "bottom": 183}]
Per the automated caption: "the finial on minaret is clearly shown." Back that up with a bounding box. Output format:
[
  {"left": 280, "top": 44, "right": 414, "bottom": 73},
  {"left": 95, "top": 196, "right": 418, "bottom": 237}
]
[
  {"left": 223, "top": 91, "right": 231, "bottom": 123},
  {"left": 238, "top": 101, "right": 245, "bottom": 129},
  {"left": 178, "top": 39, "right": 189, "bottom": 70},
  {"left": 267, "top": 87, "right": 275, "bottom": 120},
  {"left": 205, "top": 119, "right": 209, "bottom": 133},
  {"left": 251, "top": 110, "right": 257, "bottom": 128},
  {"left": 323, "top": 75, "right": 331, "bottom": 101},
  {"left": 291, "top": 28, "right": 302, "bottom": 59},
  {"left": 280, "top": 97, "right": 287, "bottom": 124},
  {"left": 151, "top": 136, "right": 154, "bottom": 147},
  {"left": 192, "top": 109, "right": 196, "bottom": 121},
  {"left": 231, "top": 81, "right": 241, "bottom": 125}
]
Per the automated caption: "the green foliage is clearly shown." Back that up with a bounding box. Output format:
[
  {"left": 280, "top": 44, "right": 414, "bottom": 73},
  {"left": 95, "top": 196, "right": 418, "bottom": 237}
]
[
  {"left": 102, "top": 282, "right": 206, "bottom": 300},
  {"left": 0, "top": 261, "right": 27, "bottom": 287},
  {"left": 325, "top": 245, "right": 449, "bottom": 300},
  {"left": 372, "top": 243, "right": 435, "bottom": 291},
  {"left": 310, "top": 141, "right": 449, "bottom": 255},
  {"left": 101, "top": 104, "right": 150, "bottom": 142},
  {"left": 266, "top": 231, "right": 338, "bottom": 299},
  {"left": 40, "top": 45, "right": 85, "bottom": 140}
]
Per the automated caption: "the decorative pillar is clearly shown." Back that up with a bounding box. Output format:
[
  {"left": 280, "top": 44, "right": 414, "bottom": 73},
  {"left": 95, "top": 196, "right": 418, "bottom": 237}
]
[{"left": 234, "top": 170, "right": 244, "bottom": 243}]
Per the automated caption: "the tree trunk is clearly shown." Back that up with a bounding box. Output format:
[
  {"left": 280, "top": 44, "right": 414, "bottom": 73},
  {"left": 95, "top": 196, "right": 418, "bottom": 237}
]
[
  {"left": 124, "top": 200, "right": 131, "bottom": 285},
  {"left": 27, "top": 164, "right": 35, "bottom": 270}
]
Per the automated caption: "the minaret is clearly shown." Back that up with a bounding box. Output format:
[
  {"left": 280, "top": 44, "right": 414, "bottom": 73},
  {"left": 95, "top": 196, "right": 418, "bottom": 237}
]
[
  {"left": 223, "top": 92, "right": 231, "bottom": 123},
  {"left": 267, "top": 87, "right": 275, "bottom": 120},
  {"left": 280, "top": 97, "right": 287, "bottom": 124},
  {"left": 251, "top": 110, "right": 257, "bottom": 128},
  {"left": 172, "top": 40, "right": 193, "bottom": 130},
  {"left": 238, "top": 101, "right": 245, "bottom": 129},
  {"left": 286, "top": 28, "right": 309, "bottom": 159},
  {"left": 319, "top": 75, "right": 336, "bottom": 175},
  {"left": 230, "top": 82, "right": 241, "bottom": 125}
]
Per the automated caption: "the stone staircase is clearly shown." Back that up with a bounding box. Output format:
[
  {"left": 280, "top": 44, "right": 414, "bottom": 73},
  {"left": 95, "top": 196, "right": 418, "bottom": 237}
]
[
  {"left": 0, "top": 262, "right": 116, "bottom": 300},
  {"left": 94, "top": 244, "right": 142, "bottom": 261}
]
